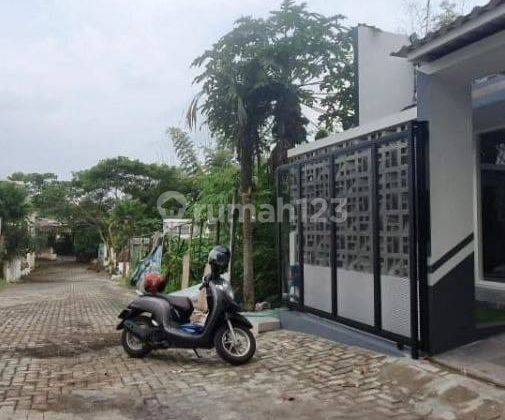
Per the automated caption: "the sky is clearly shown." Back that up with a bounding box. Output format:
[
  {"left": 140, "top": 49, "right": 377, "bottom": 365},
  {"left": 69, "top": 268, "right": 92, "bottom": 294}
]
[{"left": 0, "top": 0, "right": 489, "bottom": 179}]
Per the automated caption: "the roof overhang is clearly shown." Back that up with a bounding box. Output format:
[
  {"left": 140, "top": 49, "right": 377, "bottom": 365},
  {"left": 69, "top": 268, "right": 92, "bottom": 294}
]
[
  {"left": 417, "top": 28, "right": 505, "bottom": 83},
  {"left": 288, "top": 107, "right": 418, "bottom": 159},
  {"left": 394, "top": 0, "right": 505, "bottom": 64}
]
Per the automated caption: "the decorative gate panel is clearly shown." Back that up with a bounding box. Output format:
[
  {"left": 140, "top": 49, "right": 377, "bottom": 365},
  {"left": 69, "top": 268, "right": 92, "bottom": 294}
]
[
  {"left": 333, "top": 149, "right": 375, "bottom": 326},
  {"left": 378, "top": 140, "right": 412, "bottom": 337},
  {"left": 301, "top": 158, "right": 332, "bottom": 313},
  {"left": 278, "top": 121, "right": 427, "bottom": 354}
]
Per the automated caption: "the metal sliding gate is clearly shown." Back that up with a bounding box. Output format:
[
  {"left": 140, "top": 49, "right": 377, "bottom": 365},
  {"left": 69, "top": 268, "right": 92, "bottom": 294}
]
[{"left": 277, "top": 122, "right": 428, "bottom": 357}]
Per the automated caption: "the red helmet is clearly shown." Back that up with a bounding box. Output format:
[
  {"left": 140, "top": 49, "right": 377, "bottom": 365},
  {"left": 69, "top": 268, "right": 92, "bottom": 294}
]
[{"left": 144, "top": 273, "right": 167, "bottom": 294}]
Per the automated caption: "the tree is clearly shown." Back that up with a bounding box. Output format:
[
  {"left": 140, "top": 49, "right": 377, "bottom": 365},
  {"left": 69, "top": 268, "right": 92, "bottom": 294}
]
[
  {"left": 0, "top": 182, "right": 31, "bottom": 260},
  {"left": 189, "top": 3, "right": 358, "bottom": 307},
  {"left": 7, "top": 172, "right": 70, "bottom": 220},
  {"left": 8, "top": 172, "right": 57, "bottom": 196},
  {"left": 0, "top": 182, "right": 30, "bottom": 223},
  {"left": 168, "top": 127, "right": 238, "bottom": 211},
  {"left": 167, "top": 128, "right": 201, "bottom": 177},
  {"left": 189, "top": 17, "right": 274, "bottom": 309},
  {"left": 71, "top": 157, "right": 187, "bottom": 270},
  {"left": 434, "top": 0, "right": 462, "bottom": 29},
  {"left": 74, "top": 156, "right": 187, "bottom": 217},
  {"left": 264, "top": 1, "right": 355, "bottom": 167},
  {"left": 401, "top": 0, "right": 467, "bottom": 37},
  {"left": 34, "top": 181, "right": 74, "bottom": 220}
]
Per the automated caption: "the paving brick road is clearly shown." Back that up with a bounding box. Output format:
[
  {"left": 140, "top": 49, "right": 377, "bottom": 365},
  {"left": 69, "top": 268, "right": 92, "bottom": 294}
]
[{"left": 2, "top": 261, "right": 505, "bottom": 419}]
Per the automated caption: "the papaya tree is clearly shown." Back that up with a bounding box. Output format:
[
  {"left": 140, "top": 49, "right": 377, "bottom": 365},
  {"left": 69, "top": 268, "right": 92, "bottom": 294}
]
[{"left": 189, "top": 17, "right": 274, "bottom": 309}]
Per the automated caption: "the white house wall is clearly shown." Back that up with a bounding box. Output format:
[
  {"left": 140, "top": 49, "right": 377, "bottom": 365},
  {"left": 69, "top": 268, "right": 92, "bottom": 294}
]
[
  {"left": 357, "top": 26, "right": 415, "bottom": 125},
  {"left": 415, "top": 25, "right": 505, "bottom": 352},
  {"left": 417, "top": 73, "right": 477, "bottom": 353},
  {"left": 418, "top": 74, "right": 475, "bottom": 281}
]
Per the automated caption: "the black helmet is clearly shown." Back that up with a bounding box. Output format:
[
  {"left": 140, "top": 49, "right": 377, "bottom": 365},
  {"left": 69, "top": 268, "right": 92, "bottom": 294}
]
[{"left": 208, "top": 245, "right": 230, "bottom": 272}]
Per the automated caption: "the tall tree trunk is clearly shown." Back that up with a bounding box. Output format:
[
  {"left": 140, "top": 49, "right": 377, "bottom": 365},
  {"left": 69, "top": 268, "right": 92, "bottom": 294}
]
[
  {"left": 228, "top": 188, "right": 239, "bottom": 287},
  {"left": 241, "top": 133, "right": 255, "bottom": 311}
]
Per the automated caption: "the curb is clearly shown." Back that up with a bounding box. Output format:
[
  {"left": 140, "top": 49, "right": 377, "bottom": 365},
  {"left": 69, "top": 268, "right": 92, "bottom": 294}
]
[{"left": 428, "top": 357, "right": 505, "bottom": 389}]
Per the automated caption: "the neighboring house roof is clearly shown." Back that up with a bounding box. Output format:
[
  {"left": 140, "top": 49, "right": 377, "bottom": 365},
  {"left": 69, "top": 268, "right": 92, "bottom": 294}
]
[
  {"left": 394, "top": 0, "right": 505, "bottom": 62},
  {"left": 35, "top": 218, "right": 62, "bottom": 229}
]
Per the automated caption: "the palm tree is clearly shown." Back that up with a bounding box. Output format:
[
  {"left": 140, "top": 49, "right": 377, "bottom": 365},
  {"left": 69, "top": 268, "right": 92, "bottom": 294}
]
[
  {"left": 188, "top": 4, "right": 357, "bottom": 306},
  {"left": 264, "top": 0, "right": 355, "bottom": 168},
  {"left": 188, "top": 18, "right": 273, "bottom": 309}
]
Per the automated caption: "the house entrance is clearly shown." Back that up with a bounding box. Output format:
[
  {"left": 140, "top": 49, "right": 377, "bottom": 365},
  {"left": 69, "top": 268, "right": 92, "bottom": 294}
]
[{"left": 480, "top": 129, "right": 505, "bottom": 282}]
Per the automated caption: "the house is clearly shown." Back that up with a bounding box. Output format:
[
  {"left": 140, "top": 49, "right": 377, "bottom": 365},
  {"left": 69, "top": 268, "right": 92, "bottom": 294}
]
[{"left": 277, "top": 0, "right": 505, "bottom": 357}]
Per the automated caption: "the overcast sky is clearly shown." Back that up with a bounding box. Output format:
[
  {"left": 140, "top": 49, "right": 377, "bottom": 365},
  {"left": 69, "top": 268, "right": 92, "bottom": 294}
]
[{"left": 0, "top": 0, "right": 488, "bottom": 179}]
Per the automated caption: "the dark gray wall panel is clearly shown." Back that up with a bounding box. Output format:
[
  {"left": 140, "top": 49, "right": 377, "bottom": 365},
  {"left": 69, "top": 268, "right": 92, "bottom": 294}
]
[{"left": 428, "top": 254, "right": 476, "bottom": 354}]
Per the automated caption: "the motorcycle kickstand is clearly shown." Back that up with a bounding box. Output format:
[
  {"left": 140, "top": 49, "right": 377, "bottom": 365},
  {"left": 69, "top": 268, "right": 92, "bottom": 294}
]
[{"left": 193, "top": 348, "right": 202, "bottom": 358}]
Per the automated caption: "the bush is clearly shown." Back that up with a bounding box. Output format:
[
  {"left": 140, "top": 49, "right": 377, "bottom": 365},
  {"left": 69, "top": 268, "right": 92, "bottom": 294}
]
[
  {"left": 160, "top": 233, "right": 216, "bottom": 293},
  {"left": 0, "top": 181, "right": 31, "bottom": 260},
  {"left": 3, "top": 222, "right": 32, "bottom": 258},
  {"left": 161, "top": 237, "right": 188, "bottom": 292}
]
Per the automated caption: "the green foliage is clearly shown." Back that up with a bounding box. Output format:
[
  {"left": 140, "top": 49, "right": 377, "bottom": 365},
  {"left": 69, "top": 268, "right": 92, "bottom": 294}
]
[
  {"left": 315, "top": 128, "right": 330, "bottom": 140},
  {"left": 265, "top": 0, "right": 356, "bottom": 144},
  {"left": 8, "top": 172, "right": 57, "bottom": 196},
  {"left": 403, "top": 0, "right": 465, "bottom": 37},
  {"left": 70, "top": 157, "right": 185, "bottom": 259},
  {"left": 73, "top": 226, "right": 101, "bottom": 256},
  {"left": 0, "top": 182, "right": 30, "bottom": 222},
  {"left": 109, "top": 200, "right": 161, "bottom": 252},
  {"left": 253, "top": 165, "right": 279, "bottom": 303},
  {"left": 2, "top": 221, "right": 32, "bottom": 258},
  {"left": 476, "top": 307, "right": 505, "bottom": 325},
  {"left": 73, "top": 156, "right": 187, "bottom": 216},
  {"left": 188, "top": 2, "right": 356, "bottom": 307},
  {"left": 191, "top": 164, "right": 240, "bottom": 222},
  {"left": 167, "top": 127, "right": 201, "bottom": 177},
  {"left": 190, "top": 235, "right": 215, "bottom": 284},
  {"left": 190, "top": 32, "right": 273, "bottom": 162},
  {"left": 433, "top": 0, "right": 460, "bottom": 30},
  {"left": 161, "top": 231, "right": 215, "bottom": 293},
  {"left": 191, "top": 1, "right": 356, "bottom": 171},
  {"left": 202, "top": 144, "right": 236, "bottom": 170},
  {"left": 33, "top": 181, "right": 74, "bottom": 220},
  {"left": 8, "top": 172, "right": 74, "bottom": 221},
  {"left": 6, "top": 159, "right": 187, "bottom": 266},
  {"left": 162, "top": 236, "right": 188, "bottom": 292},
  {"left": 32, "top": 232, "right": 51, "bottom": 254},
  {"left": 0, "top": 182, "right": 31, "bottom": 259}
]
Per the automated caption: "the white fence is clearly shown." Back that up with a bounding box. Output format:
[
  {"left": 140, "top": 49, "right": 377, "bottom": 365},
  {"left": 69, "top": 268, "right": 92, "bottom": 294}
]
[{"left": 2, "top": 253, "right": 36, "bottom": 283}]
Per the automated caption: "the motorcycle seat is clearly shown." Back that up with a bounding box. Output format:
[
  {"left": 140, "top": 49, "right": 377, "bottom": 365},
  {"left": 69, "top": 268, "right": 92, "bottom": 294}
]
[
  {"left": 155, "top": 293, "right": 194, "bottom": 316},
  {"left": 166, "top": 296, "right": 193, "bottom": 313}
]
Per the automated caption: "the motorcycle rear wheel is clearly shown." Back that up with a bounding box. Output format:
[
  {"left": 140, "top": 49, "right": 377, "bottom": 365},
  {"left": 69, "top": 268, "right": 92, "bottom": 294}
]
[
  {"left": 214, "top": 324, "right": 256, "bottom": 365},
  {"left": 121, "top": 315, "right": 152, "bottom": 358}
]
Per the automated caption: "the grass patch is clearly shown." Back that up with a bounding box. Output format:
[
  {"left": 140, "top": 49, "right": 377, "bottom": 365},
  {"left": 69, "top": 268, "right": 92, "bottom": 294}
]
[
  {"left": 0, "top": 277, "right": 6, "bottom": 292},
  {"left": 476, "top": 307, "right": 505, "bottom": 325}
]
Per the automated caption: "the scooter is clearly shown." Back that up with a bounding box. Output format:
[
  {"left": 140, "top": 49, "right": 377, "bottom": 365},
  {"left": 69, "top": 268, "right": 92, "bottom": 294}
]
[{"left": 117, "top": 250, "right": 256, "bottom": 365}]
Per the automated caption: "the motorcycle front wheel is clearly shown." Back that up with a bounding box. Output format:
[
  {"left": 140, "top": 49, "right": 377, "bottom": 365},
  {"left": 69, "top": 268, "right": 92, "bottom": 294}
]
[
  {"left": 214, "top": 324, "right": 256, "bottom": 365},
  {"left": 121, "top": 315, "right": 152, "bottom": 358}
]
